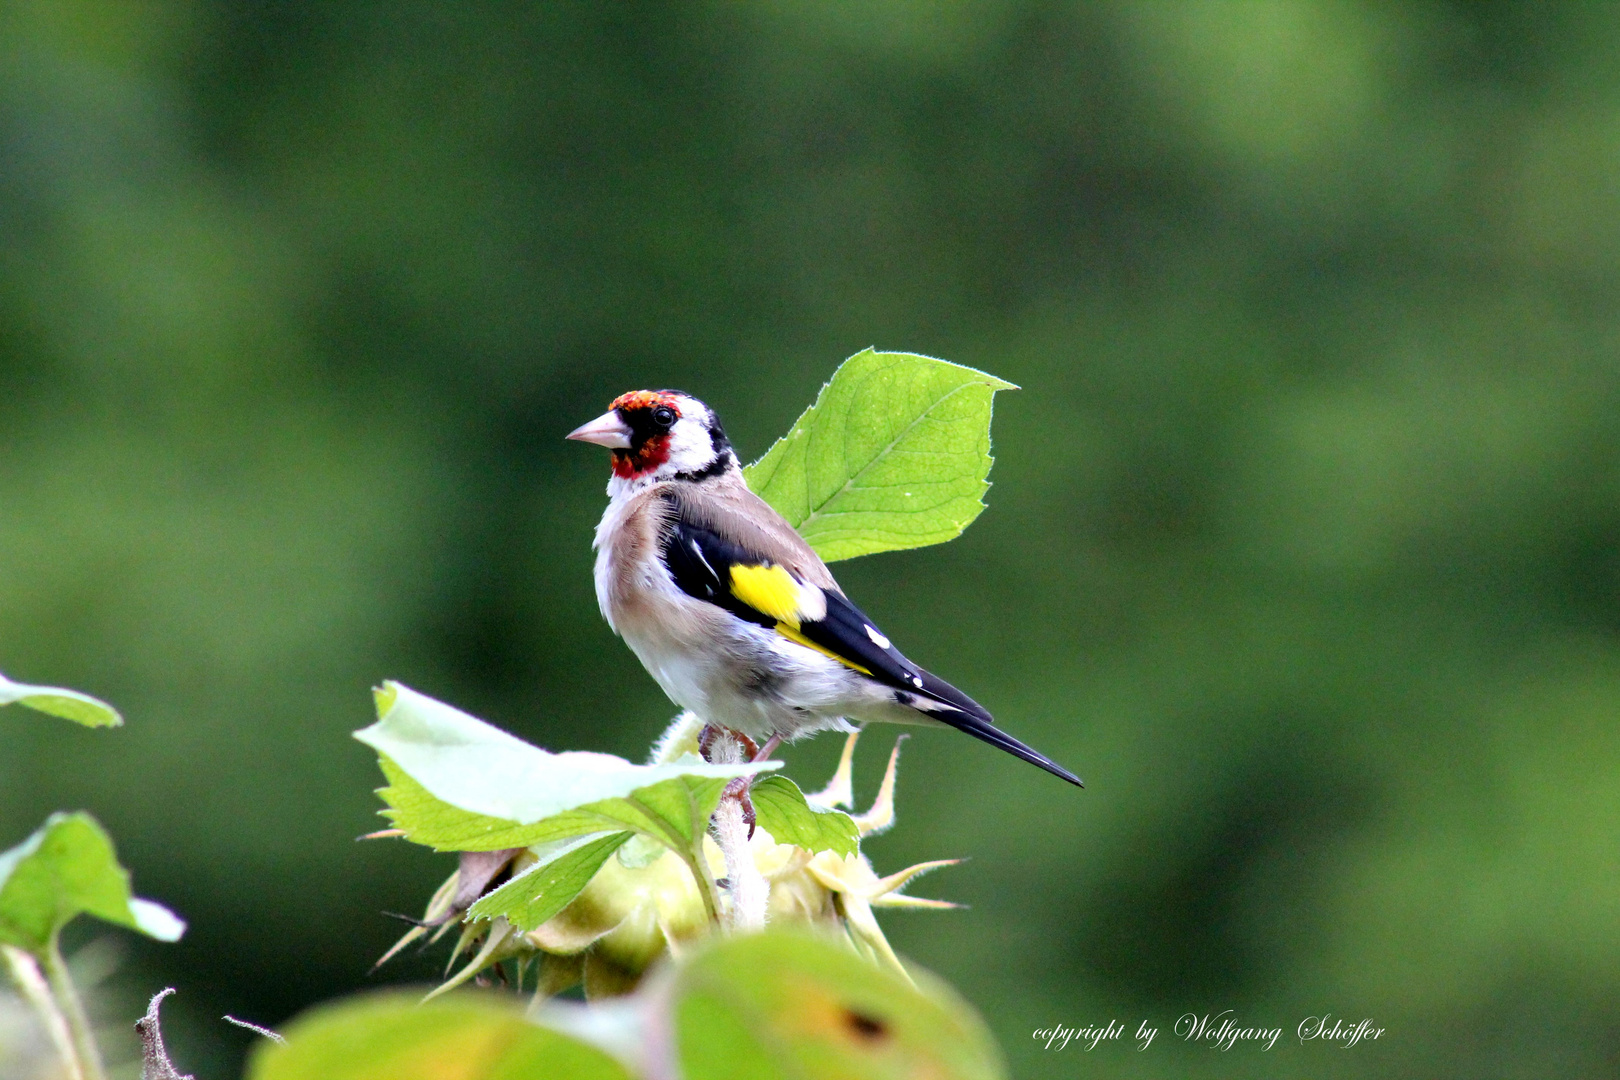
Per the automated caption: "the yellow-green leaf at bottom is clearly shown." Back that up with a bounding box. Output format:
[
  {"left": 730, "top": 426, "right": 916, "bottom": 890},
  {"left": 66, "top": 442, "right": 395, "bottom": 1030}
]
[
  {"left": 246, "top": 992, "right": 631, "bottom": 1080},
  {"left": 672, "top": 932, "right": 1006, "bottom": 1080}
]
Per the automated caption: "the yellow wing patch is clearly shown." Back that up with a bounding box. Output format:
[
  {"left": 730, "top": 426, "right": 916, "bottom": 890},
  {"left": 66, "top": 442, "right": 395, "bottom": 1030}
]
[
  {"left": 729, "top": 563, "right": 864, "bottom": 671},
  {"left": 730, "top": 563, "right": 809, "bottom": 628}
]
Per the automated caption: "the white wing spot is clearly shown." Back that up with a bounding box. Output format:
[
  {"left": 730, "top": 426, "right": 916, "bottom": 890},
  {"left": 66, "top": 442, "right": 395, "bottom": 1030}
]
[
  {"left": 865, "top": 624, "right": 891, "bottom": 649},
  {"left": 689, "top": 539, "right": 719, "bottom": 581},
  {"left": 910, "top": 674, "right": 923, "bottom": 688}
]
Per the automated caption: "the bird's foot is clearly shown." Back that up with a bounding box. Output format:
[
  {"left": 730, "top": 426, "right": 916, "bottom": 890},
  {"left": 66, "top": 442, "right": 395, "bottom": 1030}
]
[
  {"left": 699, "top": 726, "right": 769, "bottom": 838},
  {"left": 720, "top": 775, "right": 757, "bottom": 840},
  {"left": 698, "top": 724, "right": 758, "bottom": 763}
]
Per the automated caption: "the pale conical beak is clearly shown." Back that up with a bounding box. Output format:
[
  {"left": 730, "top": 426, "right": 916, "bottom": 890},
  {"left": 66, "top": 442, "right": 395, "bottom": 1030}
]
[{"left": 566, "top": 411, "right": 634, "bottom": 449}]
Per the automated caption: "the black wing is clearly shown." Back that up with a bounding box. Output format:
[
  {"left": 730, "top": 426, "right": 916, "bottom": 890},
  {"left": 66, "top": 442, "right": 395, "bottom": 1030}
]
[{"left": 659, "top": 501, "right": 1082, "bottom": 786}]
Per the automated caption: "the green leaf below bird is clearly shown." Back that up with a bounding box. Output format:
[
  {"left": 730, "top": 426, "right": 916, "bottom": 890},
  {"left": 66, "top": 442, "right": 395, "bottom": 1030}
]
[
  {"left": 0, "top": 812, "right": 184, "bottom": 954},
  {"left": 358, "top": 683, "right": 776, "bottom": 852},
  {"left": 0, "top": 672, "right": 122, "bottom": 728},
  {"left": 744, "top": 349, "right": 1016, "bottom": 563}
]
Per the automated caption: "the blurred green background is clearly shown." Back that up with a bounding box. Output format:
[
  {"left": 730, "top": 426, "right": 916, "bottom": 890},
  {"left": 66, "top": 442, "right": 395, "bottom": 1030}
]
[{"left": 3, "top": 1, "right": 1619, "bottom": 1076}]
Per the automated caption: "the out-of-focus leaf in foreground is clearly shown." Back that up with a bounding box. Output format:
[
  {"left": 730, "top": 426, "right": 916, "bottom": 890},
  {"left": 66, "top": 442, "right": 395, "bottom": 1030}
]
[
  {"left": 674, "top": 932, "right": 1004, "bottom": 1079},
  {"left": 246, "top": 992, "right": 632, "bottom": 1080},
  {"left": 744, "top": 349, "right": 1016, "bottom": 562},
  {"left": 534, "top": 931, "right": 1005, "bottom": 1080},
  {"left": 356, "top": 682, "right": 774, "bottom": 852},
  {"left": 0, "top": 673, "right": 121, "bottom": 728},
  {"left": 0, "top": 813, "right": 184, "bottom": 953}
]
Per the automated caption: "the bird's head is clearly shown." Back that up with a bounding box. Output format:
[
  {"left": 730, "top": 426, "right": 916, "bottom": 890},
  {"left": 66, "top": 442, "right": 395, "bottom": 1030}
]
[{"left": 568, "top": 390, "right": 736, "bottom": 489}]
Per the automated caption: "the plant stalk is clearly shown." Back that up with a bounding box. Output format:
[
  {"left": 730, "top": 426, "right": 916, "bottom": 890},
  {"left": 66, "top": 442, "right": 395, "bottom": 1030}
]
[
  {"left": 4, "top": 944, "right": 84, "bottom": 1080},
  {"left": 42, "top": 936, "right": 108, "bottom": 1080},
  {"left": 620, "top": 792, "right": 725, "bottom": 926},
  {"left": 682, "top": 844, "right": 723, "bottom": 926}
]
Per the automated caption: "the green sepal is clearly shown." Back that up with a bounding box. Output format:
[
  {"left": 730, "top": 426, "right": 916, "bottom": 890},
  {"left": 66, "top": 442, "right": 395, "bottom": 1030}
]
[{"left": 468, "top": 833, "right": 633, "bottom": 932}]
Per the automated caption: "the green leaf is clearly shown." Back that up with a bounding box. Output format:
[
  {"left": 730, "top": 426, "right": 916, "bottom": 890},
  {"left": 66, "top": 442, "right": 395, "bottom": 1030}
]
[
  {"left": 670, "top": 932, "right": 1007, "bottom": 1080},
  {"left": 749, "top": 776, "right": 859, "bottom": 857},
  {"left": 744, "top": 349, "right": 1017, "bottom": 562},
  {"left": 374, "top": 758, "right": 612, "bottom": 852},
  {"left": 619, "top": 773, "right": 735, "bottom": 848},
  {"left": 246, "top": 991, "right": 632, "bottom": 1080},
  {"left": 0, "top": 673, "right": 121, "bottom": 728},
  {"left": 468, "top": 832, "right": 632, "bottom": 932},
  {"left": 0, "top": 813, "right": 184, "bottom": 953},
  {"left": 359, "top": 683, "right": 773, "bottom": 852}
]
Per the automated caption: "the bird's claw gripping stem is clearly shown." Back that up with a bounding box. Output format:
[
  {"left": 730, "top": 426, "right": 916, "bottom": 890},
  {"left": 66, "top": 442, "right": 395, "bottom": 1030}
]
[
  {"left": 721, "top": 775, "right": 756, "bottom": 840},
  {"left": 700, "top": 724, "right": 766, "bottom": 840}
]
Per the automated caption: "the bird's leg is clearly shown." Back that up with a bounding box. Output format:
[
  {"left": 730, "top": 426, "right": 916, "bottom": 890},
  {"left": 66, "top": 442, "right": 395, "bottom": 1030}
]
[
  {"left": 751, "top": 734, "right": 783, "bottom": 764},
  {"left": 741, "top": 733, "right": 785, "bottom": 797}
]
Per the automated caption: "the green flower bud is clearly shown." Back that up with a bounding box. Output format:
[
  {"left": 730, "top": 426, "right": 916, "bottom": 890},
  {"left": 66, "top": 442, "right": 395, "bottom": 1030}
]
[{"left": 383, "top": 730, "right": 959, "bottom": 1000}]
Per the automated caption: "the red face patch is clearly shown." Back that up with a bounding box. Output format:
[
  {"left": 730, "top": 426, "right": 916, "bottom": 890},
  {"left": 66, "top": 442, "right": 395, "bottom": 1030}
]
[
  {"left": 611, "top": 438, "right": 669, "bottom": 478},
  {"left": 608, "top": 390, "right": 681, "bottom": 479}
]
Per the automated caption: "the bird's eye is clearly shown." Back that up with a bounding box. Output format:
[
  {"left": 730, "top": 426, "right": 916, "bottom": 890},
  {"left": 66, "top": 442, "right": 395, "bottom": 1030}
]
[{"left": 651, "top": 405, "right": 677, "bottom": 428}]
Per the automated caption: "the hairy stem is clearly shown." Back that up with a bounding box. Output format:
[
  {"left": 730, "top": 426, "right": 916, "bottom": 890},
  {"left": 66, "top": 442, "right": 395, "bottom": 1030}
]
[
  {"left": 4, "top": 944, "right": 84, "bottom": 1080},
  {"left": 42, "top": 937, "right": 107, "bottom": 1080},
  {"left": 712, "top": 793, "right": 766, "bottom": 929}
]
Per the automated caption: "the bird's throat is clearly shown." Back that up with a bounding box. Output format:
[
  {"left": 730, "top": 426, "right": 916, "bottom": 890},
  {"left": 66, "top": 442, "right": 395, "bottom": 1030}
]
[{"left": 611, "top": 435, "right": 671, "bottom": 480}]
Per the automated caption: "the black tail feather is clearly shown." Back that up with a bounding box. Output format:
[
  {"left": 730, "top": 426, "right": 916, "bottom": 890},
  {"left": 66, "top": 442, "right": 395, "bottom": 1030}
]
[{"left": 913, "top": 671, "right": 1083, "bottom": 787}]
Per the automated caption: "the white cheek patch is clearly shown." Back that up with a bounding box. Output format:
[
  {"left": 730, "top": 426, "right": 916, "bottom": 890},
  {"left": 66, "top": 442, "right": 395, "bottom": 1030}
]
[{"left": 662, "top": 419, "right": 716, "bottom": 474}]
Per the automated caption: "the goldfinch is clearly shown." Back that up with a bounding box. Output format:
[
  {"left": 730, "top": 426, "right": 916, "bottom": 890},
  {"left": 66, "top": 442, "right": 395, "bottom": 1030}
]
[{"left": 568, "top": 389, "right": 1082, "bottom": 786}]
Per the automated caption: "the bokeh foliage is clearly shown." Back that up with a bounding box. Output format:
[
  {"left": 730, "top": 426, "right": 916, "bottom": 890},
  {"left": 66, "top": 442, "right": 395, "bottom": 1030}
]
[{"left": 3, "top": 1, "right": 1620, "bottom": 1076}]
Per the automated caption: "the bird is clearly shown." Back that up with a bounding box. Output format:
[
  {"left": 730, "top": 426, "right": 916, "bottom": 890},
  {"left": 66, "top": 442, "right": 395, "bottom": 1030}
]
[{"left": 567, "top": 389, "right": 1082, "bottom": 787}]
